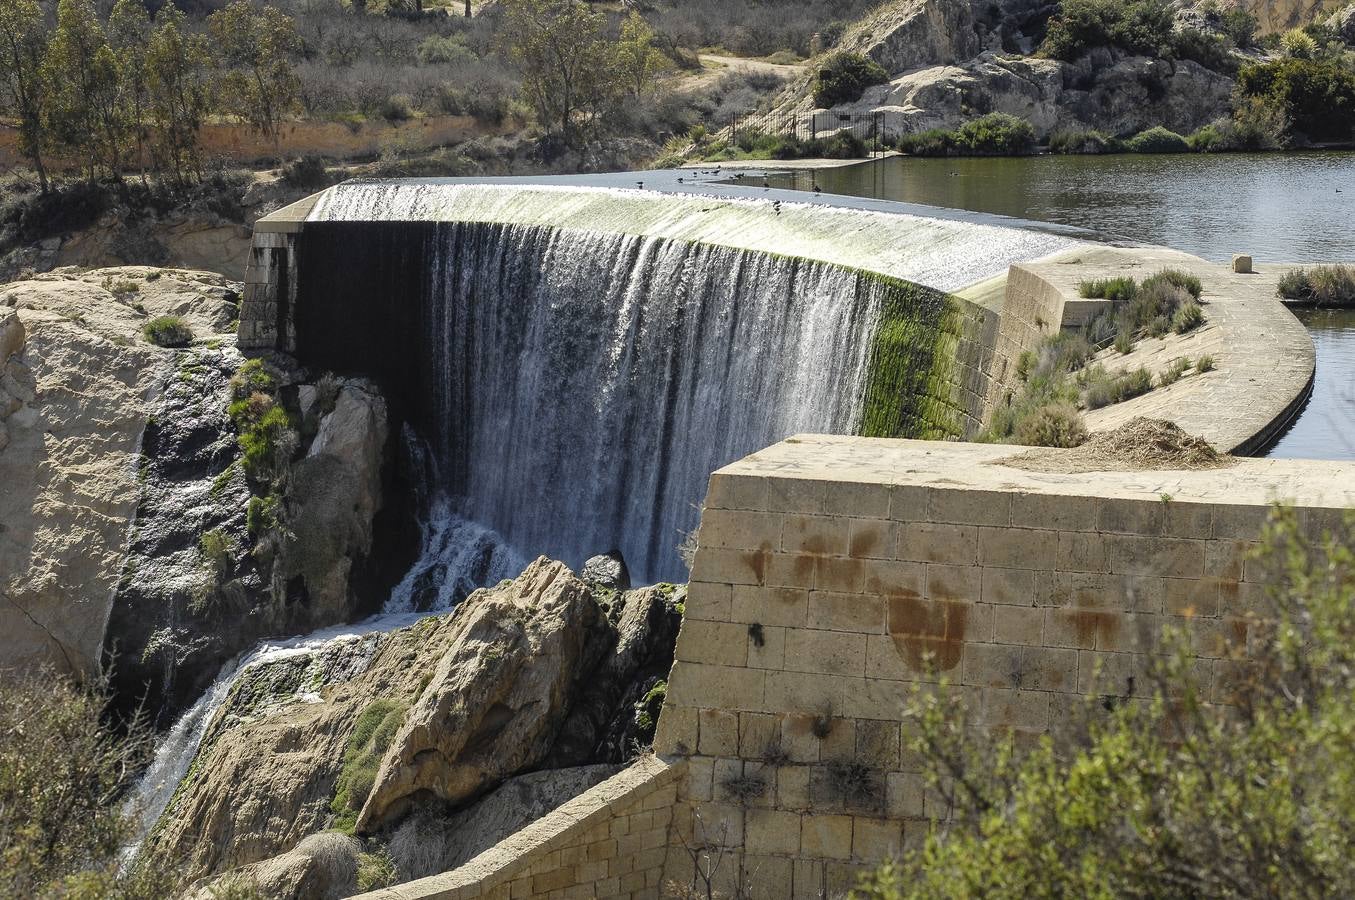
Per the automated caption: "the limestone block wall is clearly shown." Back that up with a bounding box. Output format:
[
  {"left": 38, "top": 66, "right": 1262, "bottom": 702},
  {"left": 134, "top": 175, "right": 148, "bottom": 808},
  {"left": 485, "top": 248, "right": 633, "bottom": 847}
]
[
  {"left": 360, "top": 756, "right": 682, "bottom": 900},
  {"left": 238, "top": 229, "right": 297, "bottom": 353},
  {"left": 652, "top": 435, "right": 1355, "bottom": 899}
]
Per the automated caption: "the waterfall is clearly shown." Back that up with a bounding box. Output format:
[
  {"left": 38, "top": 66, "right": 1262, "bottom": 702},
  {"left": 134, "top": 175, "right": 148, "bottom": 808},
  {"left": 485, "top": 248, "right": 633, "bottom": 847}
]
[{"left": 300, "top": 221, "right": 887, "bottom": 584}]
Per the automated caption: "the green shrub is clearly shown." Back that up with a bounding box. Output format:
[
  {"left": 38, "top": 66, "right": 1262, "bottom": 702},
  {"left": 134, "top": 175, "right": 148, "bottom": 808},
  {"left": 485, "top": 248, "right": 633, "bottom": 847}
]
[
  {"left": 812, "top": 51, "right": 888, "bottom": 107},
  {"left": 331, "top": 700, "right": 408, "bottom": 834},
  {"left": 896, "top": 128, "right": 956, "bottom": 156},
  {"left": 199, "top": 528, "right": 236, "bottom": 578},
  {"left": 1144, "top": 268, "right": 1202, "bottom": 299},
  {"left": 1083, "top": 364, "right": 1155, "bottom": 408},
  {"left": 246, "top": 494, "right": 281, "bottom": 537},
  {"left": 142, "top": 315, "right": 193, "bottom": 348},
  {"left": 377, "top": 94, "right": 413, "bottom": 123},
  {"left": 1113, "top": 329, "right": 1135, "bottom": 354},
  {"left": 1079, "top": 276, "right": 1137, "bottom": 302},
  {"left": 1196, "top": 353, "right": 1216, "bottom": 372},
  {"left": 1039, "top": 0, "right": 1176, "bottom": 60},
  {"left": 418, "top": 33, "right": 475, "bottom": 66},
  {"left": 1172, "top": 300, "right": 1204, "bottom": 333},
  {"left": 1237, "top": 58, "right": 1355, "bottom": 142},
  {"left": 1125, "top": 276, "right": 1192, "bottom": 331},
  {"left": 1126, "top": 126, "right": 1190, "bottom": 153},
  {"left": 898, "top": 114, "right": 1036, "bottom": 156},
  {"left": 1048, "top": 129, "right": 1122, "bottom": 154},
  {"left": 1173, "top": 27, "right": 1238, "bottom": 73},
  {"left": 954, "top": 113, "right": 1037, "bottom": 156},
  {"left": 1158, "top": 356, "right": 1191, "bottom": 386},
  {"left": 1218, "top": 6, "right": 1258, "bottom": 48},
  {"left": 238, "top": 405, "right": 296, "bottom": 481},
  {"left": 280, "top": 155, "right": 329, "bottom": 189},
  {"left": 1012, "top": 401, "right": 1088, "bottom": 448},
  {"left": 1280, "top": 27, "right": 1319, "bottom": 59}
]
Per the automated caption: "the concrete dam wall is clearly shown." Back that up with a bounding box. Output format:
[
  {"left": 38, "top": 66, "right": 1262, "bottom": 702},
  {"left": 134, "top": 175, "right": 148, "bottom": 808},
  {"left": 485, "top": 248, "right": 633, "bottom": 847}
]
[{"left": 238, "top": 180, "right": 1077, "bottom": 583}]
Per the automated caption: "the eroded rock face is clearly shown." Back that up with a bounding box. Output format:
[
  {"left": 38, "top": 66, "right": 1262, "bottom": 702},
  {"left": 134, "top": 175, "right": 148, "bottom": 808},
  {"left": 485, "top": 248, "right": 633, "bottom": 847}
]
[
  {"left": 104, "top": 365, "right": 389, "bottom": 725},
  {"left": 0, "top": 267, "right": 238, "bottom": 676},
  {"left": 147, "top": 558, "right": 682, "bottom": 883}
]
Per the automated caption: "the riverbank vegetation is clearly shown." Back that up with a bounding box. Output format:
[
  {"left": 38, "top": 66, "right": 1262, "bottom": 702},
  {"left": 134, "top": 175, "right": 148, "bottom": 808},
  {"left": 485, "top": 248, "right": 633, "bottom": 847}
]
[
  {"left": 858, "top": 507, "right": 1355, "bottom": 899},
  {"left": 1278, "top": 264, "right": 1355, "bottom": 306}
]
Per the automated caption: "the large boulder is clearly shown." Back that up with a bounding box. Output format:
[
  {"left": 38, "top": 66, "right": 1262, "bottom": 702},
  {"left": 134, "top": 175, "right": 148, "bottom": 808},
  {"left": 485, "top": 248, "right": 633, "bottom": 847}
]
[
  {"left": 0, "top": 268, "right": 238, "bottom": 676},
  {"left": 354, "top": 558, "right": 606, "bottom": 832}
]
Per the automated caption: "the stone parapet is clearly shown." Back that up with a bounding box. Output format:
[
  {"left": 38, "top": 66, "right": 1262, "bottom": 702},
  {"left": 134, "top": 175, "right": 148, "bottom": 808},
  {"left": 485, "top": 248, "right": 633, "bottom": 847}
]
[{"left": 353, "top": 755, "right": 683, "bottom": 900}]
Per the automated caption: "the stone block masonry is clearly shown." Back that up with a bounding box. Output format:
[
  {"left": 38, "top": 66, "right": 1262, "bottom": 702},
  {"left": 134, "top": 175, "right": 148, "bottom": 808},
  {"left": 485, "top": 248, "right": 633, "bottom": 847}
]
[
  {"left": 355, "top": 435, "right": 1354, "bottom": 899},
  {"left": 652, "top": 434, "right": 1355, "bottom": 899}
]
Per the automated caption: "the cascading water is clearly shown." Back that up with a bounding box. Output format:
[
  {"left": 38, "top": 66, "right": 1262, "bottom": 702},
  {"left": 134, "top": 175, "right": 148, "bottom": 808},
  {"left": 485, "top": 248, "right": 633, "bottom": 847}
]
[{"left": 298, "top": 222, "right": 897, "bottom": 583}]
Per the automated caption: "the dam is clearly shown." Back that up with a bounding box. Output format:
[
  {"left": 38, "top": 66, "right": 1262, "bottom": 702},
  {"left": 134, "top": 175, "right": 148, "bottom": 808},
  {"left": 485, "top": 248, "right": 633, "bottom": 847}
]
[
  {"left": 221, "top": 174, "right": 1347, "bottom": 900},
  {"left": 240, "top": 177, "right": 1079, "bottom": 585}
]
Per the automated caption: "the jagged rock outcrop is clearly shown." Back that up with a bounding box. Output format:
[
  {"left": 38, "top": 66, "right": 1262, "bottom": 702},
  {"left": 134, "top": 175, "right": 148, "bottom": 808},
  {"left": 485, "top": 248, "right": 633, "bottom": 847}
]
[
  {"left": 145, "top": 558, "right": 682, "bottom": 884},
  {"left": 852, "top": 49, "right": 1236, "bottom": 138},
  {"left": 779, "top": 0, "right": 1245, "bottom": 138},
  {"left": 102, "top": 355, "right": 389, "bottom": 724},
  {"left": 1246, "top": 0, "right": 1345, "bottom": 32},
  {"left": 0, "top": 268, "right": 237, "bottom": 676},
  {"left": 1330, "top": 2, "right": 1355, "bottom": 42}
]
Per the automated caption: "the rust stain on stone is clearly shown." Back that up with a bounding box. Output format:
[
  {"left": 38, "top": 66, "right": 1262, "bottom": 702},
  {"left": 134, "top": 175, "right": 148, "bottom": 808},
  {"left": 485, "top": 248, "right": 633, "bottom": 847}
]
[
  {"left": 850, "top": 525, "right": 880, "bottom": 558},
  {"left": 741, "top": 542, "right": 774, "bottom": 586},
  {"left": 1071, "top": 609, "right": 1119, "bottom": 647},
  {"left": 888, "top": 595, "right": 968, "bottom": 672}
]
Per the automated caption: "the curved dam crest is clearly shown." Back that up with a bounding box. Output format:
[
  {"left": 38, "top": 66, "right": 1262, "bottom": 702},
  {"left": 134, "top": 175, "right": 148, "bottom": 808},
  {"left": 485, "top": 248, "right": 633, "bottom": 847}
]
[{"left": 245, "top": 181, "right": 1083, "bottom": 584}]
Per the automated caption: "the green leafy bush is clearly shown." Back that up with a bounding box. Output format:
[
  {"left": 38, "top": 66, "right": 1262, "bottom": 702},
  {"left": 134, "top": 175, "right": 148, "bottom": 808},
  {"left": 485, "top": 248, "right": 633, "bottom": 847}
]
[
  {"left": 280, "top": 155, "right": 329, "bottom": 189},
  {"left": 1277, "top": 267, "right": 1315, "bottom": 300},
  {"left": 812, "top": 51, "right": 888, "bottom": 107},
  {"left": 238, "top": 405, "right": 296, "bottom": 481},
  {"left": 1039, "top": 0, "right": 1176, "bottom": 61},
  {"left": 331, "top": 700, "right": 408, "bottom": 834},
  {"left": 199, "top": 528, "right": 236, "bottom": 578},
  {"left": 954, "top": 113, "right": 1037, "bottom": 155},
  {"left": 1218, "top": 6, "right": 1258, "bottom": 47},
  {"left": 897, "top": 114, "right": 1036, "bottom": 156},
  {"left": 142, "top": 315, "right": 194, "bottom": 348},
  {"left": 1012, "top": 401, "right": 1088, "bottom": 448},
  {"left": 1173, "top": 27, "right": 1238, "bottom": 73},
  {"left": 1237, "top": 58, "right": 1355, "bottom": 142},
  {"left": 1126, "top": 125, "right": 1190, "bottom": 153}
]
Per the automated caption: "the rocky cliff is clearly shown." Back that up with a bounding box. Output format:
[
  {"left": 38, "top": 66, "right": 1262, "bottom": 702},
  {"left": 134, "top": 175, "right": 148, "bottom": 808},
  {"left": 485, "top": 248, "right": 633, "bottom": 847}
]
[
  {"left": 0, "top": 268, "right": 238, "bottom": 676},
  {"left": 0, "top": 265, "right": 396, "bottom": 733},
  {"left": 783, "top": 0, "right": 1331, "bottom": 139},
  {"left": 147, "top": 558, "right": 682, "bottom": 887}
]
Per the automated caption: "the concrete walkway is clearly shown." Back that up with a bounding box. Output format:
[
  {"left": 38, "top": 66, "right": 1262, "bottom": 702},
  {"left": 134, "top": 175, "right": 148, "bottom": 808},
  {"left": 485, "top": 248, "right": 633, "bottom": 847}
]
[{"left": 1023, "top": 246, "right": 1315, "bottom": 456}]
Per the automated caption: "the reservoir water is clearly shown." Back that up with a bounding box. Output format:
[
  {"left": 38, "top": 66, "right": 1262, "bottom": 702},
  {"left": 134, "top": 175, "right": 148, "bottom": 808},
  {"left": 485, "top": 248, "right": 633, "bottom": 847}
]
[{"left": 761, "top": 151, "right": 1355, "bottom": 459}]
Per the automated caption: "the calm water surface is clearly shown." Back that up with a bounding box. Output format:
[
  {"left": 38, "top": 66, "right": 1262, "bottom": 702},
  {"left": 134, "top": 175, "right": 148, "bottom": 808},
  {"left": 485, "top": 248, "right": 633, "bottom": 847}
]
[{"left": 765, "top": 152, "right": 1355, "bottom": 459}]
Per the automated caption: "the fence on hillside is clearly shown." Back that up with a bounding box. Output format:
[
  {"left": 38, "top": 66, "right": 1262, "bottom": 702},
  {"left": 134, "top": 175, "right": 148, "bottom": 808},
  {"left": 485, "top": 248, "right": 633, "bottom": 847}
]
[{"left": 721, "top": 110, "right": 887, "bottom": 154}]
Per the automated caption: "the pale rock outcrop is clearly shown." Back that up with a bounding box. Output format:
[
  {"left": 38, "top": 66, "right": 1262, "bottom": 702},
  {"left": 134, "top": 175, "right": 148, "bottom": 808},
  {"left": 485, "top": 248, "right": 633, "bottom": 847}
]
[
  {"left": 354, "top": 558, "right": 604, "bottom": 832},
  {"left": 1245, "top": 0, "right": 1346, "bottom": 32},
  {"left": 147, "top": 559, "right": 682, "bottom": 883},
  {"left": 0, "top": 268, "right": 238, "bottom": 675}
]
